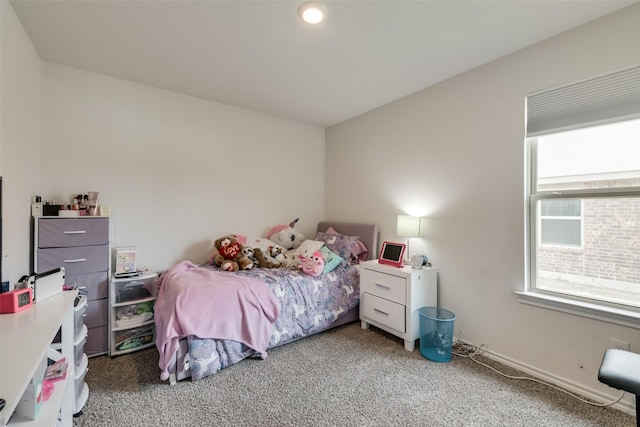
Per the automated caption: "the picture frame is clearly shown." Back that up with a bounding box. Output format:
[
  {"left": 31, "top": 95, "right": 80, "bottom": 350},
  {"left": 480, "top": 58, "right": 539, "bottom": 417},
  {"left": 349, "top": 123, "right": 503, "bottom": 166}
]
[
  {"left": 378, "top": 241, "right": 406, "bottom": 268},
  {"left": 115, "top": 247, "right": 138, "bottom": 278}
]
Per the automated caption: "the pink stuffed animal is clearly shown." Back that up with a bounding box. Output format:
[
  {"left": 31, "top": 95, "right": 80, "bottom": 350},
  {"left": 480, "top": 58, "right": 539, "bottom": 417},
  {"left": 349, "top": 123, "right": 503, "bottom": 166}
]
[{"left": 298, "top": 251, "right": 324, "bottom": 277}]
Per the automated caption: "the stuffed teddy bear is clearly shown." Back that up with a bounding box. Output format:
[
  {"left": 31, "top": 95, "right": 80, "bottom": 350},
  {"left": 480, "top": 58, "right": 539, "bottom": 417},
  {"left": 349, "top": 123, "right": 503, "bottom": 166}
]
[
  {"left": 298, "top": 251, "right": 325, "bottom": 277},
  {"left": 242, "top": 246, "right": 259, "bottom": 268},
  {"left": 253, "top": 247, "right": 281, "bottom": 269},
  {"left": 266, "top": 218, "right": 305, "bottom": 251},
  {"left": 270, "top": 245, "right": 296, "bottom": 269},
  {"left": 213, "top": 234, "right": 254, "bottom": 272},
  {"left": 269, "top": 245, "right": 285, "bottom": 262}
]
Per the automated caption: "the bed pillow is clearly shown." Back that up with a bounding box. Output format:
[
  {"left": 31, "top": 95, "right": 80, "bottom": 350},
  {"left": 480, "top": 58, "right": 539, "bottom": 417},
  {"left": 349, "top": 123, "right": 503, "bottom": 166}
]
[
  {"left": 316, "top": 231, "right": 361, "bottom": 264},
  {"left": 324, "top": 227, "right": 369, "bottom": 262},
  {"left": 319, "top": 246, "right": 344, "bottom": 274},
  {"left": 290, "top": 240, "right": 325, "bottom": 258}
]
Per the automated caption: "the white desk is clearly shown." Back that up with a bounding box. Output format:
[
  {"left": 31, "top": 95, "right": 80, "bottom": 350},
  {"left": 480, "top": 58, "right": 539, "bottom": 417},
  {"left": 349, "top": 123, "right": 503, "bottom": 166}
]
[{"left": 0, "top": 290, "right": 77, "bottom": 426}]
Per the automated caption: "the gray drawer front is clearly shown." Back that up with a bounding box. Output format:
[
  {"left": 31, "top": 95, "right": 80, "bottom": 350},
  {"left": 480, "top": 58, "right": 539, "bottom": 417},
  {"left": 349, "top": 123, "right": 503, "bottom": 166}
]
[
  {"left": 67, "top": 271, "right": 109, "bottom": 301},
  {"left": 37, "top": 245, "right": 108, "bottom": 276},
  {"left": 86, "top": 326, "right": 108, "bottom": 356},
  {"left": 85, "top": 298, "right": 108, "bottom": 328},
  {"left": 38, "top": 218, "right": 109, "bottom": 248}
]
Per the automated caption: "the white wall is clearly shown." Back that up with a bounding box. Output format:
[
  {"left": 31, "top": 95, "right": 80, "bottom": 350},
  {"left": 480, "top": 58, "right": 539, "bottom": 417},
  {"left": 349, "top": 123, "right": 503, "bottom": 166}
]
[
  {"left": 40, "top": 63, "right": 325, "bottom": 272},
  {"left": 326, "top": 3, "right": 640, "bottom": 412},
  {"left": 0, "top": 0, "right": 42, "bottom": 285}
]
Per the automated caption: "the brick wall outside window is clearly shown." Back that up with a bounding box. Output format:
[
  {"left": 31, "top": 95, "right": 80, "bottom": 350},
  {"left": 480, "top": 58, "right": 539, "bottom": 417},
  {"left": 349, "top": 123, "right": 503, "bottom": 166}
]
[{"left": 538, "top": 178, "right": 640, "bottom": 285}]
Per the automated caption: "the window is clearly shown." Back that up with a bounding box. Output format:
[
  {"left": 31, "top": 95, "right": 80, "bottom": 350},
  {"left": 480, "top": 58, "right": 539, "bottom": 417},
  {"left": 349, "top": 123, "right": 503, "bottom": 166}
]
[
  {"left": 540, "top": 199, "right": 582, "bottom": 248},
  {"left": 525, "top": 66, "right": 640, "bottom": 314}
]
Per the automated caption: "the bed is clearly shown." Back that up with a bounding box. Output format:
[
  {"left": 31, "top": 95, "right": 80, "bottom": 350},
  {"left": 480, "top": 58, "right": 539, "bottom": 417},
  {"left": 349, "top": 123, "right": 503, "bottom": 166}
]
[{"left": 154, "top": 221, "right": 378, "bottom": 384}]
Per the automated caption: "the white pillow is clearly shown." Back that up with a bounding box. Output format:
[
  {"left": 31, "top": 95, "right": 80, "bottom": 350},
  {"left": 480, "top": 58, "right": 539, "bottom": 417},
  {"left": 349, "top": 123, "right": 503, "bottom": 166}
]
[{"left": 289, "top": 240, "right": 325, "bottom": 258}]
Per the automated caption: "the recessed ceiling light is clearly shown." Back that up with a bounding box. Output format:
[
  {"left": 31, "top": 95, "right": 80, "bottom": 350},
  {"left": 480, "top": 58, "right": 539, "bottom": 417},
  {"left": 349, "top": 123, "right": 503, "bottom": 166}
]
[{"left": 298, "top": 2, "right": 326, "bottom": 24}]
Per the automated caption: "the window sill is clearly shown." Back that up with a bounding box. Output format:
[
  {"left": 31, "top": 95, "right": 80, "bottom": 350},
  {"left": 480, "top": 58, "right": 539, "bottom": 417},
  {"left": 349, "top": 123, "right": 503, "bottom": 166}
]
[{"left": 516, "top": 291, "right": 640, "bottom": 329}]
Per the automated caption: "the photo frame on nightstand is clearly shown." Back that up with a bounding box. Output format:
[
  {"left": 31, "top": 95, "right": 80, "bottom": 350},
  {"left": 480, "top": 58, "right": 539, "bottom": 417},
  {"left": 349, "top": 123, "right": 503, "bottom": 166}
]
[
  {"left": 115, "top": 247, "right": 138, "bottom": 278},
  {"left": 378, "top": 241, "right": 406, "bottom": 268}
]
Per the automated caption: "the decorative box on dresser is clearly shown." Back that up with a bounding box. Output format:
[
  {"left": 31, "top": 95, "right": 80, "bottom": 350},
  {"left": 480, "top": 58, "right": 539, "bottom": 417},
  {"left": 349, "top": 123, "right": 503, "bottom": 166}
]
[
  {"left": 359, "top": 260, "right": 437, "bottom": 351},
  {"left": 109, "top": 272, "right": 158, "bottom": 356},
  {"left": 33, "top": 216, "right": 111, "bottom": 357}
]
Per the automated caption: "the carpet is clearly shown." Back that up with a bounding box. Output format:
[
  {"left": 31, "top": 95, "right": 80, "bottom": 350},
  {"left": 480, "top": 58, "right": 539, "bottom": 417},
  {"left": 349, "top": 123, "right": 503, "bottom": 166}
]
[{"left": 72, "top": 323, "right": 634, "bottom": 426}]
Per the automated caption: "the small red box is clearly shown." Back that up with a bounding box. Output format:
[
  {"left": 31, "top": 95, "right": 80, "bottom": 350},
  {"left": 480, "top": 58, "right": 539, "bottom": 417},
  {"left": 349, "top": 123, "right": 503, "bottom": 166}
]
[{"left": 0, "top": 288, "right": 33, "bottom": 314}]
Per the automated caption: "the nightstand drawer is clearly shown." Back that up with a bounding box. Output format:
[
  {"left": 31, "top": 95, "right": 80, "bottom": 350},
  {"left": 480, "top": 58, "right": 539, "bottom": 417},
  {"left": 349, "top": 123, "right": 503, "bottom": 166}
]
[
  {"left": 361, "top": 293, "right": 405, "bottom": 333},
  {"left": 361, "top": 269, "right": 406, "bottom": 305}
]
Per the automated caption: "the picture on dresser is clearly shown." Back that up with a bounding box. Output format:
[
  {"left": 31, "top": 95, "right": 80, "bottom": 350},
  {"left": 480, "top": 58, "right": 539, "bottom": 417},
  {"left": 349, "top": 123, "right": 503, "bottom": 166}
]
[{"left": 115, "top": 247, "right": 137, "bottom": 277}]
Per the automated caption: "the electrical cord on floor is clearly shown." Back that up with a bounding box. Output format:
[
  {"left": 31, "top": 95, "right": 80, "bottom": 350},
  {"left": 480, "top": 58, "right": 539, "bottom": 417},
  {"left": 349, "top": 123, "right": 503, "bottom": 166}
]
[{"left": 452, "top": 341, "right": 625, "bottom": 407}]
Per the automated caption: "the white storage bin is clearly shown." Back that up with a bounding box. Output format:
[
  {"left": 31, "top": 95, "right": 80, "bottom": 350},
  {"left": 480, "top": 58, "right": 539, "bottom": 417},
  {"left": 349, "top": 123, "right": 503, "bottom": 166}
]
[
  {"left": 74, "top": 295, "right": 87, "bottom": 340},
  {"left": 74, "top": 325, "right": 88, "bottom": 368},
  {"left": 74, "top": 368, "right": 87, "bottom": 401},
  {"left": 115, "top": 301, "right": 154, "bottom": 328},
  {"left": 74, "top": 382, "right": 89, "bottom": 414}
]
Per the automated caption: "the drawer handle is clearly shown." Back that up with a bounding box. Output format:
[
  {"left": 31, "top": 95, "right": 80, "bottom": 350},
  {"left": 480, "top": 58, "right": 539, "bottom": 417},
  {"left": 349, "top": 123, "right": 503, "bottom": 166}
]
[
  {"left": 64, "top": 258, "right": 87, "bottom": 263},
  {"left": 375, "top": 283, "right": 391, "bottom": 290},
  {"left": 63, "top": 230, "right": 87, "bottom": 234},
  {"left": 373, "top": 308, "right": 389, "bottom": 316}
]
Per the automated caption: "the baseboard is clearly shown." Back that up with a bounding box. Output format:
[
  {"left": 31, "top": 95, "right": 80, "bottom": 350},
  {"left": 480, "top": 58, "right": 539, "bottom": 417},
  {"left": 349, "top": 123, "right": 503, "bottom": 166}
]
[{"left": 455, "top": 339, "right": 635, "bottom": 416}]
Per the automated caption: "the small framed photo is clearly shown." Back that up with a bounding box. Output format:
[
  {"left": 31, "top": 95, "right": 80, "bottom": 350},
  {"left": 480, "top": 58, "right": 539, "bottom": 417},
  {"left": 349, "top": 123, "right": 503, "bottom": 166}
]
[
  {"left": 115, "top": 247, "right": 137, "bottom": 278},
  {"left": 378, "top": 241, "right": 406, "bottom": 268}
]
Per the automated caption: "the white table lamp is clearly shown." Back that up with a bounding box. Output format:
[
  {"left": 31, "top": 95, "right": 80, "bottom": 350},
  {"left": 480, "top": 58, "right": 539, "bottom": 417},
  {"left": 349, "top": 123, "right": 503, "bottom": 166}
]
[{"left": 397, "top": 215, "right": 421, "bottom": 261}]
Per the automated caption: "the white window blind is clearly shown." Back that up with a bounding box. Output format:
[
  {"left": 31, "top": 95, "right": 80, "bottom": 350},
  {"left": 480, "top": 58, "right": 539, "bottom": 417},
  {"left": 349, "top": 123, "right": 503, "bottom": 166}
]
[{"left": 526, "top": 65, "right": 640, "bottom": 137}]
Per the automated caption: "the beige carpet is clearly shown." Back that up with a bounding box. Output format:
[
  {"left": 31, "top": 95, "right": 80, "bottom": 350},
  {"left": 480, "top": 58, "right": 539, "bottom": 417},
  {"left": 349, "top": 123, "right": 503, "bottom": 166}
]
[{"left": 73, "top": 323, "right": 634, "bottom": 426}]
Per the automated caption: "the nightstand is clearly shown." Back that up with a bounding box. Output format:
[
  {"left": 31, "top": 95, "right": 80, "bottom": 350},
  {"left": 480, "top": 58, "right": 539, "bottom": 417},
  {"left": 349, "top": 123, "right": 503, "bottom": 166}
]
[
  {"left": 109, "top": 272, "right": 158, "bottom": 356},
  {"left": 360, "top": 260, "right": 437, "bottom": 351}
]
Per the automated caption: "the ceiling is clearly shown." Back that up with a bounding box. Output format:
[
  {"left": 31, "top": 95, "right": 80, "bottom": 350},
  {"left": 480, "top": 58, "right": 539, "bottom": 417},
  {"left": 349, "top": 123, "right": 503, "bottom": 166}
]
[{"left": 10, "top": 0, "right": 637, "bottom": 128}]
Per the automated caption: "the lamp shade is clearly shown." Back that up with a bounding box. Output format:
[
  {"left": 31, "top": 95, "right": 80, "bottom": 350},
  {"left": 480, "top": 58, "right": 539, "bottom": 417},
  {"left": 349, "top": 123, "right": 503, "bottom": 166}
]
[{"left": 396, "top": 215, "right": 421, "bottom": 238}]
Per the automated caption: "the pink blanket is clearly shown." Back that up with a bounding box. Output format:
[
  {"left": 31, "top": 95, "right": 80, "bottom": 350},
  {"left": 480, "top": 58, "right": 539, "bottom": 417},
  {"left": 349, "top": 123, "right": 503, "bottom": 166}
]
[{"left": 155, "top": 261, "right": 281, "bottom": 381}]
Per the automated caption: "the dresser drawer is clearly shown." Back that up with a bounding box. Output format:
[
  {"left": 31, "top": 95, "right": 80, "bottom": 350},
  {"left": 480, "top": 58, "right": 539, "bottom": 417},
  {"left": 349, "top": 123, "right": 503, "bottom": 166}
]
[
  {"left": 85, "top": 298, "right": 108, "bottom": 329},
  {"left": 68, "top": 271, "right": 109, "bottom": 301},
  {"left": 85, "top": 326, "right": 108, "bottom": 357},
  {"left": 361, "top": 293, "right": 405, "bottom": 333},
  {"left": 361, "top": 268, "right": 407, "bottom": 305},
  {"left": 37, "top": 245, "right": 108, "bottom": 276},
  {"left": 38, "top": 218, "right": 109, "bottom": 248}
]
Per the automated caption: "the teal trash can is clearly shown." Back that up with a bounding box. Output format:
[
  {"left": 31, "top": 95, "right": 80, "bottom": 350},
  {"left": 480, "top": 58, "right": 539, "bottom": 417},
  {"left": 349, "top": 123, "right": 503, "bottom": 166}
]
[{"left": 419, "top": 307, "right": 456, "bottom": 363}]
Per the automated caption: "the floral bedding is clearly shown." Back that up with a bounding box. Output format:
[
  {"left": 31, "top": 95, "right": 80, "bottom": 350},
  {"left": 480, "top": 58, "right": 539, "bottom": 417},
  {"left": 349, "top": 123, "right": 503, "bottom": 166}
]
[{"left": 186, "top": 263, "right": 360, "bottom": 381}]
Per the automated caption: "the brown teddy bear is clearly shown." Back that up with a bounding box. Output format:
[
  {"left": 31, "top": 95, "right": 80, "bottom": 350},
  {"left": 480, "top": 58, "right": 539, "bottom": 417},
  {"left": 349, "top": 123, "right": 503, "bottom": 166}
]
[
  {"left": 253, "top": 247, "right": 281, "bottom": 269},
  {"left": 213, "top": 234, "right": 254, "bottom": 272}
]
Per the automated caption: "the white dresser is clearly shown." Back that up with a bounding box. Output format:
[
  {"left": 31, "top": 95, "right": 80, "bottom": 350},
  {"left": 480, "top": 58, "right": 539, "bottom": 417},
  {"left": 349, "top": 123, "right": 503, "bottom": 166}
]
[
  {"left": 360, "top": 260, "right": 437, "bottom": 351},
  {"left": 34, "top": 217, "right": 111, "bottom": 356}
]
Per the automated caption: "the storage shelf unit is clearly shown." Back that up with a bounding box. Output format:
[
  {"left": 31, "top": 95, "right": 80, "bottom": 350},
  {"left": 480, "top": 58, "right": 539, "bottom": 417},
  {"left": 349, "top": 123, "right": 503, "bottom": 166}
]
[
  {"left": 71, "top": 295, "right": 89, "bottom": 414},
  {"left": 0, "top": 290, "right": 78, "bottom": 427},
  {"left": 109, "top": 272, "right": 158, "bottom": 356},
  {"left": 33, "top": 216, "right": 111, "bottom": 356}
]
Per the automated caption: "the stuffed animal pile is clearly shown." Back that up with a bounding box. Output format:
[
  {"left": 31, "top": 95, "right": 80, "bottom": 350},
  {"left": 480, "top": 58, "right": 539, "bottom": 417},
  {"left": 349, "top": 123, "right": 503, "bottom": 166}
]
[{"left": 209, "top": 218, "right": 317, "bottom": 273}]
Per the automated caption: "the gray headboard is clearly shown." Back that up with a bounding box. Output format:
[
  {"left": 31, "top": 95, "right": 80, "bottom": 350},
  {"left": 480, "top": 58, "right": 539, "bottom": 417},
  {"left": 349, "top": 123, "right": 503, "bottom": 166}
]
[{"left": 317, "top": 221, "right": 379, "bottom": 260}]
